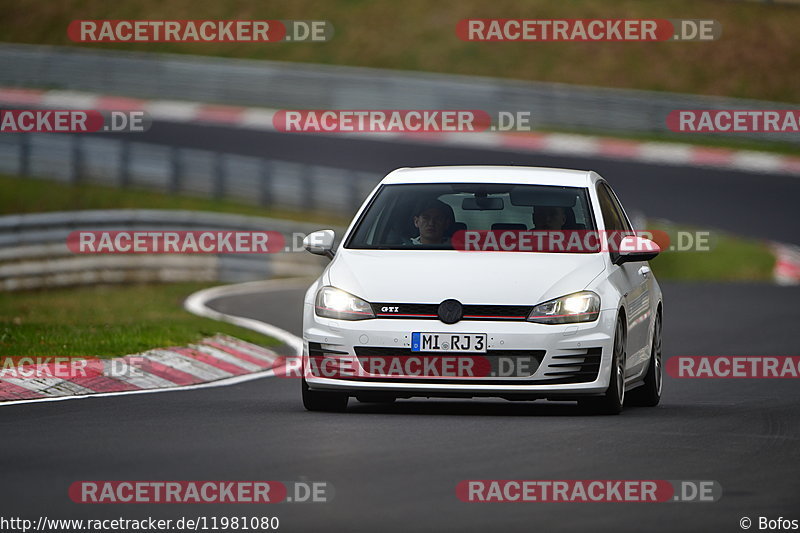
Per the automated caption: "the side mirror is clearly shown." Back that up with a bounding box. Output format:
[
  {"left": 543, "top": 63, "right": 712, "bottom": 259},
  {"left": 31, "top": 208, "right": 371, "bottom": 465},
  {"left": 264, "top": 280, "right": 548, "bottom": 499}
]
[
  {"left": 614, "top": 235, "right": 660, "bottom": 264},
  {"left": 303, "top": 230, "right": 336, "bottom": 259}
]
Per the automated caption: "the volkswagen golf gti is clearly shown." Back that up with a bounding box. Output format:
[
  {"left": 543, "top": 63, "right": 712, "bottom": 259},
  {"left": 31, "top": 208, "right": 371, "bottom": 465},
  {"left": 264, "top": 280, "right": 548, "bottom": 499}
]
[{"left": 301, "top": 166, "right": 663, "bottom": 414}]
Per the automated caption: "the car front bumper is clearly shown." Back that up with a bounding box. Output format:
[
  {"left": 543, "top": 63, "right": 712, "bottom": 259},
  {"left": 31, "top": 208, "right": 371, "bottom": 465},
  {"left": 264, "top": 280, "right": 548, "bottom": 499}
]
[{"left": 303, "top": 306, "right": 618, "bottom": 397}]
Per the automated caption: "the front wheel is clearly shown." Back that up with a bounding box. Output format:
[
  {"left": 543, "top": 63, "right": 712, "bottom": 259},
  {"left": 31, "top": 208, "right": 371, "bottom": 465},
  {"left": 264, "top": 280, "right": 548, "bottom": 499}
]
[
  {"left": 627, "top": 310, "right": 662, "bottom": 407},
  {"left": 579, "top": 316, "right": 626, "bottom": 415},
  {"left": 302, "top": 378, "right": 348, "bottom": 412}
]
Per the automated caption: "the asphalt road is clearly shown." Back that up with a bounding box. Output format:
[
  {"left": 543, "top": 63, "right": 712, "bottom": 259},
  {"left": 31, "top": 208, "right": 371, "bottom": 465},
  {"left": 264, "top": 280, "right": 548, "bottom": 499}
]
[
  {"left": 97, "top": 121, "right": 800, "bottom": 244},
  {"left": 2, "top": 281, "right": 799, "bottom": 532}
]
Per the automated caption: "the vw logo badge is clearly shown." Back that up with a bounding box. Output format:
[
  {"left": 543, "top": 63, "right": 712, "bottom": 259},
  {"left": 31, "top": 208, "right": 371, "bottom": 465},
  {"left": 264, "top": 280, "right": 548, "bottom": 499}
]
[{"left": 438, "top": 299, "right": 463, "bottom": 324}]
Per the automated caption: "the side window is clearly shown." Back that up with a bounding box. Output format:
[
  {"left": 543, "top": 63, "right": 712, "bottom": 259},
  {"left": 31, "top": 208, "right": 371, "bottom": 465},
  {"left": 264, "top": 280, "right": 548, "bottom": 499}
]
[
  {"left": 596, "top": 183, "right": 625, "bottom": 231},
  {"left": 604, "top": 184, "right": 633, "bottom": 233}
]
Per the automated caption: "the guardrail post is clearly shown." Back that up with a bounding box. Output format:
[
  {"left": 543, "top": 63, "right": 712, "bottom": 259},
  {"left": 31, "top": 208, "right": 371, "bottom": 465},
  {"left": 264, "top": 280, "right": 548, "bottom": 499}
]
[
  {"left": 119, "top": 139, "right": 131, "bottom": 187},
  {"left": 213, "top": 152, "right": 225, "bottom": 199},
  {"left": 169, "top": 146, "right": 182, "bottom": 194},
  {"left": 18, "top": 133, "right": 30, "bottom": 177},
  {"left": 303, "top": 165, "right": 316, "bottom": 211},
  {"left": 260, "top": 159, "right": 273, "bottom": 206},
  {"left": 70, "top": 135, "right": 83, "bottom": 184}
]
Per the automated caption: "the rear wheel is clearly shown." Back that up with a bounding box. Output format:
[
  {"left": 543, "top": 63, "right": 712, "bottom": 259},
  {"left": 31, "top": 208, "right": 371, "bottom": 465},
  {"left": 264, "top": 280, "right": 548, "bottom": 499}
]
[
  {"left": 579, "top": 316, "right": 626, "bottom": 415},
  {"left": 627, "top": 310, "right": 662, "bottom": 407},
  {"left": 302, "top": 378, "right": 348, "bottom": 412}
]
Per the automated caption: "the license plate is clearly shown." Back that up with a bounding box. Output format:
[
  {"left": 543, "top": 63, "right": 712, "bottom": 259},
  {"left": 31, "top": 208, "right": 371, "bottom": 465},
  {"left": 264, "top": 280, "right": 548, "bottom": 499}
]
[{"left": 411, "top": 332, "right": 487, "bottom": 353}]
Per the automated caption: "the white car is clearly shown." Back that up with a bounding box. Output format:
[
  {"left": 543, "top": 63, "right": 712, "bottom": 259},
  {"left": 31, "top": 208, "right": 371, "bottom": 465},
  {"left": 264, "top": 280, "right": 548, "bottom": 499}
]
[{"left": 301, "top": 166, "right": 663, "bottom": 414}]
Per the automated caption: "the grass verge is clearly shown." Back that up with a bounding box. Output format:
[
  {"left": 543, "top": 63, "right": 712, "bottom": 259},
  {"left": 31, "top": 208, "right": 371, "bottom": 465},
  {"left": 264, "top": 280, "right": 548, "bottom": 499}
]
[
  {"left": 0, "top": 282, "right": 280, "bottom": 358},
  {"left": 647, "top": 222, "right": 775, "bottom": 282}
]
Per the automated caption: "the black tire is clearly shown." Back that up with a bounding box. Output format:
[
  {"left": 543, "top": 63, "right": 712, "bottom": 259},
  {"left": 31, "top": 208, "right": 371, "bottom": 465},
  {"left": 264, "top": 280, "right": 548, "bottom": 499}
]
[
  {"left": 627, "top": 310, "right": 662, "bottom": 407},
  {"left": 579, "top": 316, "right": 627, "bottom": 415},
  {"left": 302, "top": 378, "right": 348, "bottom": 412}
]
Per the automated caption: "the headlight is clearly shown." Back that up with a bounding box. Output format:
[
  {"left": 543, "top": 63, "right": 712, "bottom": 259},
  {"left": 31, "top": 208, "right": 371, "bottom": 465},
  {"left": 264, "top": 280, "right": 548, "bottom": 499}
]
[
  {"left": 527, "top": 291, "right": 600, "bottom": 324},
  {"left": 315, "top": 286, "right": 375, "bottom": 320}
]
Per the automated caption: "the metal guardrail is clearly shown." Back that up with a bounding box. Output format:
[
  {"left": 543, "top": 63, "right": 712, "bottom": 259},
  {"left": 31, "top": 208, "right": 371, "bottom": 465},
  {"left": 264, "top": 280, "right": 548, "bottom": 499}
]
[
  {"left": 0, "top": 132, "right": 380, "bottom": 217},
  {"left": 0, "top": 209, "right": 333, "bottom": 291},
  {"left": 0, "top": 43, "right": 796, "bottom": 144}
]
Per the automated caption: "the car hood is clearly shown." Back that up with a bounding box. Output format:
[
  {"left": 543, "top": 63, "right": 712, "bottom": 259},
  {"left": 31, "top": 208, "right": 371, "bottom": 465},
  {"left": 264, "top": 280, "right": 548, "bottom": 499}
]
[{"left": 325, "top": 250, "right": 606, "bottom": 305}]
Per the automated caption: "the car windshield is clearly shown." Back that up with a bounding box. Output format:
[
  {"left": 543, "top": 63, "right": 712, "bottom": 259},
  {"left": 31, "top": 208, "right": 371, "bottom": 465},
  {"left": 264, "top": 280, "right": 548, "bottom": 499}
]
[{"left": 345, "top": 182, "right": 596, "bottom": 251}]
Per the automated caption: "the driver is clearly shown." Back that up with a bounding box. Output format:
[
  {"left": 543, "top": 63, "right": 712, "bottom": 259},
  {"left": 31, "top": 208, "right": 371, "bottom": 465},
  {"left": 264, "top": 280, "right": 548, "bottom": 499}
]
[
  {"left": 532, "top": 205, "right": 567, "bottom": 230},
  {"left": 410, "top": 199, "right": 454, "bottom": 245}
]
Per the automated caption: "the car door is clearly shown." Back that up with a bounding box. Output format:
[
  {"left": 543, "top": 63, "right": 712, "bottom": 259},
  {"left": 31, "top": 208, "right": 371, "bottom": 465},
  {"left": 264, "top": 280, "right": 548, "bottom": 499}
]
[{"left": 597, "top": 182, "right": 651, "bottom": 379}]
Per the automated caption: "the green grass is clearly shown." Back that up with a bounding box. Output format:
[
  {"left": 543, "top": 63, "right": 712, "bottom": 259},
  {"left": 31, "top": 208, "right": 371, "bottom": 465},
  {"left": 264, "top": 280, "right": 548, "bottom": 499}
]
[
  {"left": 1, "top": 0, "right": 799, "bottom": 102},
  {"left": 647, "top": 222, "right": 775, "bottom": 282},
  {"left": 0, "top": 282, "right": 281, "bottom": 358}
]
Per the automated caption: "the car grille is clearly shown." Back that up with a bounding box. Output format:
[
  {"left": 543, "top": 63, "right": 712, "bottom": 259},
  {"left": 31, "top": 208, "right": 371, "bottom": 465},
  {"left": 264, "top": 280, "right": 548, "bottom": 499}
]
[
  {"left": 309, "top": 344, "right": 602, "bottom": 385},
  {"left": 308, "top": 342, "right": 348, "bottom": 357},
  {"left": 341, "top": 347, "right": 602, "bottom": 385},
  {"left": 343, "top": 346, "right": 545, "bottom": 383},
  {"left": 354, "top": 346, "right": 544, "bottom": 359},
  {"left": 371, "top": 303, "right": 532, "bottom": 321},
  {"left": 538, "top": 348, "right": 602, "bottom": 384}
]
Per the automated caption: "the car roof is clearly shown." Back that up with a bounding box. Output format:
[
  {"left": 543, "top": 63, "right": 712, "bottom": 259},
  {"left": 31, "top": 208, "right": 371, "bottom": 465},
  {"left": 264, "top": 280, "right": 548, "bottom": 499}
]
[{"left": 381, "top": 166, "right": 596, "bottom": 187}]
